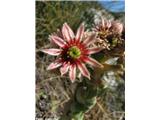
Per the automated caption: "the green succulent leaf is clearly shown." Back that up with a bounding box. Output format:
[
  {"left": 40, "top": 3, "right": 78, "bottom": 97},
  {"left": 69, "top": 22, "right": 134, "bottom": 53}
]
[{"left": 71, "top": 111, "right": 84, "bottom": 120}]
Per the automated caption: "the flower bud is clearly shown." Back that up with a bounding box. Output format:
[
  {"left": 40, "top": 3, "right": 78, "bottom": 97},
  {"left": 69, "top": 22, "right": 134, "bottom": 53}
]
[{"left": 111, "top": 21, "right": 123, "bottom": 34}]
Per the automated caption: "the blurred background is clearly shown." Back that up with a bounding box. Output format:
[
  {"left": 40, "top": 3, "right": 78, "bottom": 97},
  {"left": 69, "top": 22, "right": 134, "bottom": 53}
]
[{"left": 36, "top": 1, "right": 125, "bottom": 120}]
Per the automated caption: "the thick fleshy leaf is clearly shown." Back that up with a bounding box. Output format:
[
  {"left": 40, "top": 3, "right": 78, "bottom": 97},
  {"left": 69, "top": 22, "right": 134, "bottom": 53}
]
[
  {"left": 62, "top": 23, "right": 75, "bottom": 42},
  {"left": 69, "top": 64, "right": 76, "bottom": 82},
  {"left": 60, "top": 62, "right": 70, "bottom": 76},
  {"left": 49, "top": 35, "right": 66, "bottom": 47},
  {"left": 41, "top": 49, "right": 62, "bottom": 56},
  {"left": 85, "top": 47, "right": 102, "bottom": 55},
  {"left": 47, "top": 61, "right": 62, "bottom": 70},
  {"left": 82, "top": 56, "right": 103, "bottom": 68},
  {"left": 75, "top": 23, "right": 84, "bottom": 42},
  {"left": 77, "top": 62, "right": 90, "bottom": 79},
  {"left": 83, "top": 33, "right": 97, "bottom": 46}
]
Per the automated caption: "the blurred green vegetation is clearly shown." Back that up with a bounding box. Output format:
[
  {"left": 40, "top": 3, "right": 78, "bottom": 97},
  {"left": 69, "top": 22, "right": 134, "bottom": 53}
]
[{"left": 36, "top": 1, "right": 103, "bottom": 49}]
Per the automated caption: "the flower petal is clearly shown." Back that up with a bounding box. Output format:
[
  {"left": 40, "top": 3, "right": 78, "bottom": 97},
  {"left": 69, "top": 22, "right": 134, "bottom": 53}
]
[
  {"left": 101, "top": 17, "right": 105, "bottom": 28},
  {"left": 95, "top": 25, "right": 100, "bottom": 30},
  {"left": 83, "top": 33, "right": 97, "bottom": 46},
  {"left": 47, "top": 61, "right": 62, "bottom": 70},
  {"left": 41, "top": 49, "right": 62, "bottom": 56},
  {"left": 106, "top": 20, "right": 111, "bottom": 28},
  {"left": 62, "top": 23, "right": 75, "bottom": 42},
  {"left": 77, "top": 61, "right": 90, "bottom": 79},
  {"left": 49, "top": 35, "right": 66, "bottom": 47},
  {"left": 60, "top": 62, "right": 70, "bottom": 76},
  {"left": 75, "top": 23, "right": 84, "bottom": 42},
  {"left": 69, "top": 64, "right": 76, "bottom": 82},
  {"left": 85, "top": 47, "right": 102, "bottom": 55},
  {"left": 82, "top": 56, "right": 103, "bottom": 68}
]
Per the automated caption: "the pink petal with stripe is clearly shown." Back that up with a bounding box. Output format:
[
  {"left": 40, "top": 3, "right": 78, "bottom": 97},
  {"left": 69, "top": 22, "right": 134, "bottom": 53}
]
[
  {"left": 47, "top": 61, "right": 62, "bottom": 70},
  {"left": 101, "top": 17, "right": 105, "bottom": 28},
  {"left": 85, "top": 47, "right": 102, "bottom": 55},
  {"left": 83, "top": 33, "right": 97, "bottom": 47},
  {"left": 60, "top": 62, "right": 70, "bottom": 76},
  {"left": 77, "top": 62, "right": 90, "bottom": 79},
  {"left": 82, "top": 56, "right": 103, "bottom": 68},
  {"left": 69, "top": 64, "right": 76, "bottom": 82},
  {"left": 95, "top": 25, "right": 100, "bottom": 30},
  {"left": 49, "top": 35, "right": 66, "bottom": 48},
  {"left": 41, "top": 49, "right": 62, "bottom": 56},
  {"left": 75, "top": 23, "right": 84, "bottom": 42},
  {"left": 106, "top": 20, "right": 111, "bottom": 28},
  {"left": 62, "top": 23, "right": 75, "bottom": 42},
  {"left": 92, "top": 28, "right": 97, "bottom": 32}
]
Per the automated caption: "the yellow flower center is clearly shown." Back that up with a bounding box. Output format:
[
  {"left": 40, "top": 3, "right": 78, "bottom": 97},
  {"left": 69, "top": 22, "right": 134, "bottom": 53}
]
[
  {"left": 68, "top": 46, "right": 81, "bottom": 59},
  {"left": 98, "top": 31, "right": 108, "bottom": 38}
]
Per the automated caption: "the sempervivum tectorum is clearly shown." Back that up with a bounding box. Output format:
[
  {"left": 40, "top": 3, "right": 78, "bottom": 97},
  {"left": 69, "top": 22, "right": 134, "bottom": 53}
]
[{"left": 41, "top": 23, "right": 103, "bottom": 82}]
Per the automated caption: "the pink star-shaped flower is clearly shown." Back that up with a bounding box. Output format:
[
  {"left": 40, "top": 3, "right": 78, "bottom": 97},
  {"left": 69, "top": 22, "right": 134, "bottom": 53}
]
[{"left": 42, "top": 23, "right": 103, "bottom": 82}]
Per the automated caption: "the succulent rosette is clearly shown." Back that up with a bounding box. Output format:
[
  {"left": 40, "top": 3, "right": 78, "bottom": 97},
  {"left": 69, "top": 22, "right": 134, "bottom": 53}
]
[{"left": 42, "top": 23, "right": 103, "bottom": 82}]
